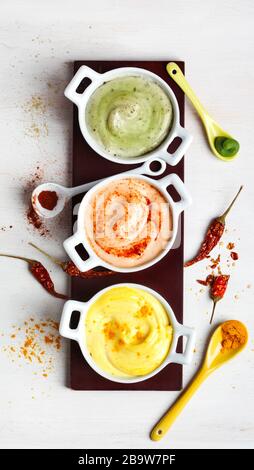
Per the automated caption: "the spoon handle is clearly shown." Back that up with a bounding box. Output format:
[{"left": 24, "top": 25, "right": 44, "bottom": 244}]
[
  {"left": 68, "top": 159, "right": 166, "bottom": 197},
  {"left": 166, "top": 63, "right": 209, "bottom": 124},
  {"left": 150, "top": 367, "right": 208, "bottom": 441},
  {"left": 68, "top": 180, "right": 103, "bottom": 197}
]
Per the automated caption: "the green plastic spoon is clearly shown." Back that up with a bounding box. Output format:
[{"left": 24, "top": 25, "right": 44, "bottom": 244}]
[{"left": 166, "top": 62, "right": 240, "bottom": 161}]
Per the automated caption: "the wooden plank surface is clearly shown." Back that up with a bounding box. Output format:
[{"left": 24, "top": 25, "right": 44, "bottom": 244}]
[{"left": 71, "top": 60, "right": 185, "bottom": 390}]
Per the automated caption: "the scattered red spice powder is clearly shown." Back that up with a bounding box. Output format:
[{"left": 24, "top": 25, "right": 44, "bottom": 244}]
[
  {"left": 27, "top": 205, "right": 42, "bottom": 229},
  {"left": 28, "top": 167, "right": 43, "bottom": 189},
  {"left": 24, "top": 167, "right": 50, "bottom": 237},
  {"left": 26, "top": 205, "right": 50, "bottom": 237}
]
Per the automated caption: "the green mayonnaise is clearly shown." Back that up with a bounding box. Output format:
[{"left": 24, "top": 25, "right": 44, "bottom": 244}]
[{"left": 85, "top": 76, "right": 173, "bottom": 158}]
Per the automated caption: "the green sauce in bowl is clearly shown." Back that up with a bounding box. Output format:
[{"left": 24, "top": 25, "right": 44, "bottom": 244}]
[{"left": 85, "top": 76, "right": 173, "bottom": 159}]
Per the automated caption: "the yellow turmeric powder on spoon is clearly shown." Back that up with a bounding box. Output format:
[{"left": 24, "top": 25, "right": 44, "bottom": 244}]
[{"left": 221, "top": 320, "right": 247, "bottom": 353}]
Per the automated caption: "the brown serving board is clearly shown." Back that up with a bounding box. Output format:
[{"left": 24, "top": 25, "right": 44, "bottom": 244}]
[{"left": 70, "top": 60, "right": 185, "bottom": 390}]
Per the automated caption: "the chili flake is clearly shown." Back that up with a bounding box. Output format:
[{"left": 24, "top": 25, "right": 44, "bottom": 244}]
[
  {"left": 230, "top": 251, "right": 239, "bottom": 261},
  {"left": 227, "top": 242, "right": 235, "bottom": 250}
]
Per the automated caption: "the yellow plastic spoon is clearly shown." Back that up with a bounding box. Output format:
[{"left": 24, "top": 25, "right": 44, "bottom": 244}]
[
  {"left": 150, "top": 320, "right": 248, "bottom": 441},
  {"left": 166, "top": 62, "right": 240, "bottom": 161}
]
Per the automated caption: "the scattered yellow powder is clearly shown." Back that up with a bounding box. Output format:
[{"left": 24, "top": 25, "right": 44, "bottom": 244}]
[
  {"left": 25, "top": 122, "right": 48, "bottom": 138},
  {"left": 1, "top": 317, "right": 61, "bottom": 378},
  {"left": 24, "top": 95, "right": 47, "bottom": 113},
  {"left": 136, "top": 305, "right": 152, "bottom": 318}
]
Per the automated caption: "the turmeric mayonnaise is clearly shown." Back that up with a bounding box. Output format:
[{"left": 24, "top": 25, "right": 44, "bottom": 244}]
[{"left": 85, "top": 286, "right": 173, "bottom": 378}]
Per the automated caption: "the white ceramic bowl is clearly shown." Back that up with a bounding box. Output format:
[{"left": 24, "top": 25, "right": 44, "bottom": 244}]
[
  {"left": 59, "top": 283, "right": 196, "bottom": 384},
  {"left": 63, "top": 171, "right": 192, "bottom": 273},
  {"left": 64, "top": 66, "right": 193, "bottom": 166}
]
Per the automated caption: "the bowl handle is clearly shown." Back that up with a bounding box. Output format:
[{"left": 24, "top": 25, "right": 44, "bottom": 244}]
[
  {"left": 64, "top": 65, "right": 100, "bottom": 106},
  {"left": 157, "top": 173, "right": 192, "bottom": 215},
  {"left": 169, "top": 324, "right": 196, "bottom": 365},
  {"left": 160, "top": 126, "right": 193, "bottom": 166},
  {"left": 63, "top": 232, "right": 98, "bottom": 272},
  {"left": 59, "top": 300, "right": 86, "bottom": 341}
]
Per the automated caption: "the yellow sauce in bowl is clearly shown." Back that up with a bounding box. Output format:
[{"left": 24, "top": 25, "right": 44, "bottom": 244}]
[{"left": 85, "top": 286, "right": 173, "bottom": 378}]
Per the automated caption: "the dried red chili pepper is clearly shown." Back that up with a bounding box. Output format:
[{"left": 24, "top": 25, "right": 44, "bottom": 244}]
[
  {"left": 29, "top": 243, "right": 114, "bottom": 278},
  {"left": 196, "top": 279, "right": 208, "bottom": 286},
  {"left": 63, "top": 261, "right": 114, "bottom": 278},
  {"left": 196, "top": 274, "right": 214, "bottom": 286},
  {"left": 0, "top": 254, "right": 68, "bottom": 300},
  {"left": 184, "top": 186, "right": 243, "bottom": 267},
  {"left": 210, "top": 274, "right": 230, "bottom": 324}
]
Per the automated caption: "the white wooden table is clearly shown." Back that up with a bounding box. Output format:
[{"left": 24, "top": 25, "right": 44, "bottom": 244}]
[{"left": 0, "top": 0, "right": 253, "bottom": 449}]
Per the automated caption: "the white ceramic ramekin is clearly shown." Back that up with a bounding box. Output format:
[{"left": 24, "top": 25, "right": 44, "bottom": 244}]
[
  {"left": 63, "top": 172, "right": 192, "bottom": 273},
  {"left": 64, "top": 66, "right": 193, "bottom": 166},
  {"left": 59, "top": 283, "right": 196, "bottom": 384}
]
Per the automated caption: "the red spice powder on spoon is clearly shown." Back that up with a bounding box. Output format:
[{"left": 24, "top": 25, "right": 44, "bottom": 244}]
[{"left": 38, "top": 190, "right": 58, "bottom": 211}]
